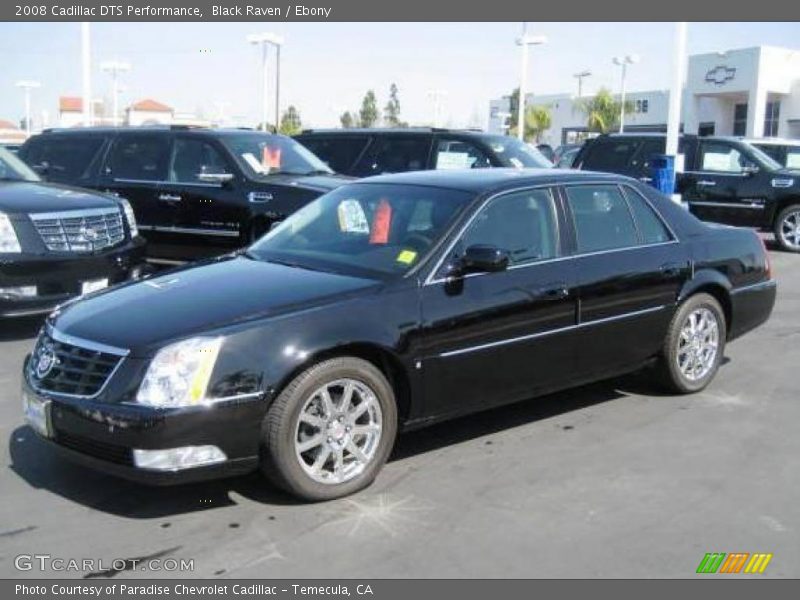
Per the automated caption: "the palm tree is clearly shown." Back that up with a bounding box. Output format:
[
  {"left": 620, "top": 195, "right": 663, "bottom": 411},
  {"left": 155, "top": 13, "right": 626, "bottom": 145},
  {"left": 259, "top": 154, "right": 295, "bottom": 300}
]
[
  {"left": 578, "top": 87, "right": 633, "bottom": 133},
  {"left": 523, "top": 105, "right": 552, "bottom": 143}
]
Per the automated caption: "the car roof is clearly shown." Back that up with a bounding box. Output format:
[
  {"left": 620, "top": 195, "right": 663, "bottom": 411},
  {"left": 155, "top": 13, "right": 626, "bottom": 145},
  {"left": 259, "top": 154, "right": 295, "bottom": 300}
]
[
  {"left": 297, "top": 127, "right": 489, "bottom": 137},
  {"left": 353, "top": 168, "right": 622, "bottom": 193},
  {"left": 741, "top": 137, "right": 800, "bottom": 146},
  {"left": 34, "top": 126, "right": 285, "bottom": 138}
]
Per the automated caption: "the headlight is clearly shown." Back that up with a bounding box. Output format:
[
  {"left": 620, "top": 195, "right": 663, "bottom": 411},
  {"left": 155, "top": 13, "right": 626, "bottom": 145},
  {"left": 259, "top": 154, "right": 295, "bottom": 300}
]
[
  {"left": 0, "top": 212, "right": 22, "bottom": 253},
  {"left": 119, "top": 198, "right": 139, "bottom": 238},
  {"left": 136, "top": 337, "right": 223, "bottom": 408}
]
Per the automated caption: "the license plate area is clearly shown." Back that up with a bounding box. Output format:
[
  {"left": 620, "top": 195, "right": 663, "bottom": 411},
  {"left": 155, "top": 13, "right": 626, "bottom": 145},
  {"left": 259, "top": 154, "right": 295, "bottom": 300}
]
[{"left": 81, "top": 278, "right": 109, "bottom": 295}]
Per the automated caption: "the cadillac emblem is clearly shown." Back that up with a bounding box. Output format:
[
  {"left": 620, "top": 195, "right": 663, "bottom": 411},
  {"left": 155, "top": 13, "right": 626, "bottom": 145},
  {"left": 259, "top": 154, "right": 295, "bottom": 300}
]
[{"left": 34, "top": 343, "right": 57, "bottom": 379}]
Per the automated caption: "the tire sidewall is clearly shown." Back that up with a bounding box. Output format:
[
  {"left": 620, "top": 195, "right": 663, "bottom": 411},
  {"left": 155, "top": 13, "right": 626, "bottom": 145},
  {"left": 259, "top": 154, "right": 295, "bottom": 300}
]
[
  {"left": 666, "top": 294, "right": 727, "bottom": 393},
  {"left": 264, "top": 358, "right": 398, "bottom": 501}
]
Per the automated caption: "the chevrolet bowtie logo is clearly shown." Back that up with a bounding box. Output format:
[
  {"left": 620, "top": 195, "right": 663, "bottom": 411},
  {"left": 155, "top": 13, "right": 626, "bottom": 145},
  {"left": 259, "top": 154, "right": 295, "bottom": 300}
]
[{"left": 705, "top": 65, "right": 736, "bottom": 86}]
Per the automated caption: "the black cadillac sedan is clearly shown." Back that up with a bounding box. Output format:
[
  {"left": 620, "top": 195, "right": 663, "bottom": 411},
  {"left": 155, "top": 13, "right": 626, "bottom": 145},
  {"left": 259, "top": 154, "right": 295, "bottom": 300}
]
[
  {"left": 22, "top": 169, "right": 776, "bottom": 501},
  {"left": 1, "top": 146, "right": 145, "bottom": 318}
]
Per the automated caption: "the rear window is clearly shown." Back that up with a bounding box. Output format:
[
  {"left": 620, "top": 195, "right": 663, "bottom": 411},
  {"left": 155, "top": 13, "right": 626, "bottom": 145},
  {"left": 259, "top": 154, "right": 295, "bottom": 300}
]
[
  {"left": 21, "top": 135, "right": 104, "bottom": 182},
  {"left": 624, "top": 187, "right": 673, "bottom": 244},
  {"left": 296, "top": 136, "right": 370, "bottom": 174}
]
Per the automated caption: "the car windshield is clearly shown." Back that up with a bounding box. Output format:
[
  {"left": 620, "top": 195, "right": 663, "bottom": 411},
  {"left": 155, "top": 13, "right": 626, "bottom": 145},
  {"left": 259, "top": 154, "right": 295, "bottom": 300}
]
[
  {"left": 484, "top": 136, "right": 553, "bottom": 168},
  {"left": 247, "top": 183, "right": 472, "bottom": 279},
  {"left": 746, "top": 143, "right": 783, "bottom": 171},
  {"left": 0, "top": 146, "right": 39, "bottom": 182},
  {"left": 219, "top": 133, "right": 333, "bottom": 177}
]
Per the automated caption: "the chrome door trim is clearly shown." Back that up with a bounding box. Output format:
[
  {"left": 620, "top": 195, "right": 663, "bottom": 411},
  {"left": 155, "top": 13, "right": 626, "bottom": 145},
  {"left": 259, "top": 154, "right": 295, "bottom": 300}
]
[
  {"left": 730, "top": 279, "right": 776, "bottom": 295},
  {"left": 137, "top": 224, "right": 240, "bottom": 237},
  {"left": 437, "top": 304, "right": 668, "bottom": 358},
  {"left": 688, "top": 201, "right": 765, "bottom": 210}
]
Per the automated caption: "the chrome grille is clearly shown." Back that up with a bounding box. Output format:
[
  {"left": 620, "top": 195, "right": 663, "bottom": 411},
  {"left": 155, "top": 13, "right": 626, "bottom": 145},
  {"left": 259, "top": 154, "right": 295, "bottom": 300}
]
[
  {"left": 29, "top": 208, "right": 125, "bottom": 253},
  {"left": 28, "top": 330, "right": 126, "bottom": 398}
]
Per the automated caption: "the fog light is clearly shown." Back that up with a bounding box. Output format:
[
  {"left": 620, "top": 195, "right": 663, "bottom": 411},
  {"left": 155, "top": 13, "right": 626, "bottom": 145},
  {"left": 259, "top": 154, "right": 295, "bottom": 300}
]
[
  {"left": 132, "top": 445, "right": 227, "bottom": 471},
  {"left": 0, "top": 286, "right": 37, "bottom": 298}
]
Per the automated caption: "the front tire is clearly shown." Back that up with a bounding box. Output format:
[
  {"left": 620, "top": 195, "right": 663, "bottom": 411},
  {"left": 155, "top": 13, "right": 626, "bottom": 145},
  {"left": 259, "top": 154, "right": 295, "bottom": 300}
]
[
  {"left": 260, "top": 357, "right": 397, "bottom": 501},
  {"left": 657, "top": 293, "right": 726, "bottom": 394},
  {"left": 774, "top": 204, "right": 800, "bottom": 253}
]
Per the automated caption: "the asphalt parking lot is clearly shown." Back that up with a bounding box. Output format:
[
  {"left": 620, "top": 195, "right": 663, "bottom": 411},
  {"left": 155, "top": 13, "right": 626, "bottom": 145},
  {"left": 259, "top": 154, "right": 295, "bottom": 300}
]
[{"left": 1, "top": 243, "right": 798, "bottom": 579}]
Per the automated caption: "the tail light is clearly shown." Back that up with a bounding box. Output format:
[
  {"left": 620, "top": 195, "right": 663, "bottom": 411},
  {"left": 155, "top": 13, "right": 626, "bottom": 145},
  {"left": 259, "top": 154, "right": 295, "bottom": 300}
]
[{"left": 757, "top": 233, "right": 772, "bottom": 279}]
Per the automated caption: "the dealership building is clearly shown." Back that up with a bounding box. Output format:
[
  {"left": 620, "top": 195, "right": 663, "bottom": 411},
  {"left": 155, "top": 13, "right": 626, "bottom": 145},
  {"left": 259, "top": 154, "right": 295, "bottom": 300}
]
[{"left": 489, "top": 46, "right": 800, "bottom": 146}]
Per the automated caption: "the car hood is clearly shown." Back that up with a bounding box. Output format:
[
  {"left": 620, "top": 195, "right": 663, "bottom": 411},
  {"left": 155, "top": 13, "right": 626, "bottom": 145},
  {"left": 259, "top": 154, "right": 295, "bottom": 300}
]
[
  {"left": 51, "top": 255, "right": 379, "bottom": 355},
  {"left": 262, "top": 173, "right": 352, "bottom": 192},
  {"left": 0, "top": 181, "right": 117, "bottom": 216}
]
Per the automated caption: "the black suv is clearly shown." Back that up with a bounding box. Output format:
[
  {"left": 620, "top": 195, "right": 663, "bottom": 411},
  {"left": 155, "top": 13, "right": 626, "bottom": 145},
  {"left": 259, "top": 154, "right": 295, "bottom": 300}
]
[
  {"left": 574, "top": 133, "right": 800, "bottom": 252},
  {"left": 18, "top": 127, "right": 347, "bottom": 262},
  {"left": 0, "top": 146, "right": 145, "bottom": 318},
  {"left": 745, "top": 138, "right": 800, "bottom": 170},
  {"left": 294, "top": 128, "right": 552, "bottom": 177}
]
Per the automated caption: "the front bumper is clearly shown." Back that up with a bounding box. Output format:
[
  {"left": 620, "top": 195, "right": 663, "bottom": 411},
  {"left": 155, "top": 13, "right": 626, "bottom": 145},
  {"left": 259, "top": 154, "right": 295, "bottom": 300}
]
[
  {"left": 21, "top": 369, "right": 266, "bottom": 485},
  {"left": 0, "top": 238, "right": 146, "bottom": 317}
]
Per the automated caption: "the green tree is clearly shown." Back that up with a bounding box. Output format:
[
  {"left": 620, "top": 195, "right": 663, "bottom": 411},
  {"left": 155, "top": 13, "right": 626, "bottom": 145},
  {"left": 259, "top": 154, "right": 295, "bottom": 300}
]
[
  {"left": 340, "top": 111, "right": 358, "bottom": 128},
  {"left": 507, "top": 87, "right": 521, "bottom": 132},
  {"left": 511, "top": 104, "right": 552, "bottom": 142},
  {"left": 384, "top": 83, "right": 401, "bottom": 127},
  {"left": 359, "top": 90, "right": 380, "bottom": 128},
  {"left": 278, "top": 105, "right": 302, "bottom": 136},
  {"left": 579, "top": 87, "right": 634, "bottom": 133}
]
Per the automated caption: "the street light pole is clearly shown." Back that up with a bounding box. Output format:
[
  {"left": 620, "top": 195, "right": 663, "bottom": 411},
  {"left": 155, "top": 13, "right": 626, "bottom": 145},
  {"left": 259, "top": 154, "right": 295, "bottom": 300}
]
[
  {"left": 81, "top": 22, "right": 92, "bottom": 127},
  {"left": 573, "top": 70, "right": 591, "bottom": 98},
  {"left": 246, "top": 32, "right": 284, "bottom": 132},
  {"left": 613, "top": 54, "right": 640, "bottom": 133},
  {"left": 275, "top": 42, "right": 281, "bottom": 131},
  {"left": 15, "top": 81, "right": 41, "bottom": 136},
  {"left": 515, "top": 25, "right": 547, "bottom": 141},
  {"left": 101, "top": 61, "right": 131, "bottom": 126}
]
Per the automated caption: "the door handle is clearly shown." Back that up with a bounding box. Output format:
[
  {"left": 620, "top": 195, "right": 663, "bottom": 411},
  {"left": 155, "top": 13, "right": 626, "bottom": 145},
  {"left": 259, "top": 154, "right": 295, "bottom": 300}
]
[
  {"left": 697, "top": 180, "right": 716, "bottom": 187},
  {"left": 639, "top": 176, "right": 653, "bottom": 183},
  {"left": 158, "top": 193, "right": 182, "bottom": 202},
  {"left": 537, "top": 283, "right": 570, "bottom": 300},
  {"left": 660, "top": 263, "right": 682, "bottom": 278}
]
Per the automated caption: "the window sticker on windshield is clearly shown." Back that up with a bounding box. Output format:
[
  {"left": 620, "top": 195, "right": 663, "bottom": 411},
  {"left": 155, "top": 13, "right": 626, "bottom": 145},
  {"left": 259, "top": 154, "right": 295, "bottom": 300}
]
[
  {"left": 396, "top": 249, "right": 417, "bottom": 265},
  {"left": 337, "top": 199, "right": 369, "bottom": 234},
  {"left": 369, "top": 199, "right": 393, "bottom": 245},
  {"left": 262, "top": 147, "right": 282, "bottom": 170},
  {"left": 787, "top": 153, "right": 800, "bottom": 169},
  {"left": 436, "top": 151, "right": 473, "bottom": 170},
  {"left": 242, "top": 152, "right": 267, "bottom": 174},
  {"left": 509, "top": 157, "right": 524, "bottom": 168},
  {"left": 702, "top": 152, "right": 736, "bottom": 171}
]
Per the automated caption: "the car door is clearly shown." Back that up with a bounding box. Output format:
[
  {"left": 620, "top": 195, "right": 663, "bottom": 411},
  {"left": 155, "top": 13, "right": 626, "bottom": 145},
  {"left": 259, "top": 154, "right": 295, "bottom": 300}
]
[
  {"left": 419, "top": 186, "right": 578, "bottom": 419},
  {"left": 100, "top": 132, "right": 173, "bottom": 235},
  {"left": 562, "top": 182, "right": 689, "bottom": 380},
  {"left": 351, "top": 135, "right": 433, "bottom": 177},
  {"left": 160, "top": 135, "right": 243, "bottom": 247},
  {"left": 682, "top": 140, "right": 767, "bottom": 226}
]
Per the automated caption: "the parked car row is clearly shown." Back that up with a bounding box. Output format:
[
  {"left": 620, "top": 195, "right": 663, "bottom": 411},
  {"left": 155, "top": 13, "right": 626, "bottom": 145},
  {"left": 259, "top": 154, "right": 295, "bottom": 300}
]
[{"left": 574, "top": 133, "right": 800, "bottom": 252}]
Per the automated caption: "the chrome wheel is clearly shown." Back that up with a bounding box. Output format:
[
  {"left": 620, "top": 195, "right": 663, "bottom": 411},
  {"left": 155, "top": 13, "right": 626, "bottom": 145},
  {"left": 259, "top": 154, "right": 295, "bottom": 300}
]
[
  {"left": 676, "top": 307, "right": 720, "bottom": 382},
  {"left": 779, "top": 209, "right": 800, "bottom": 250},
  {"left": 294, "top": 378, "right": 383, "bottom": 485}
]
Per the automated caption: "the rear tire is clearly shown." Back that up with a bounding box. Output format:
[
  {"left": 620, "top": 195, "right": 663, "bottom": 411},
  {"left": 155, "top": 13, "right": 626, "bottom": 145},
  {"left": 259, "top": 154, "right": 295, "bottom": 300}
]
[
  {"left": 773, "top": 204, "right": 800, "bottom": 253},
  {"left": 260, "top": 357, "right": 397, "bottom": 501},
  {"left": 657, "top": 293, "right": 726, "bottom": 394}
]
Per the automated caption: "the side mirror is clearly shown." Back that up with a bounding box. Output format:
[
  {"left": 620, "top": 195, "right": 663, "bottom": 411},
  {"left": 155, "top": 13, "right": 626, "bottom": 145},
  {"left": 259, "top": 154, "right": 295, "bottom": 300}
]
[
  {"left": 462, "top": 244, "right": 510, "bottom": 274},
  {"left": 742, "top": 164, "right": 759, "bottom": 176},
  {"left": 32, "top": 162, "right": 49, "bottom": 176},
  {"left": 197, "top": 172, "right": 234, "bottom": 184}
]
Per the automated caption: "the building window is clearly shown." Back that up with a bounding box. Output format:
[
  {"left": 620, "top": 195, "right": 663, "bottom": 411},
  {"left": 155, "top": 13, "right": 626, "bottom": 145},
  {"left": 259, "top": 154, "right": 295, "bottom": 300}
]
[
  {"left": 733, "top": 103, "right": 748, "bottom": 136},
  {"left": 764, "top": 101, "right": 781, "bottom": 137}
]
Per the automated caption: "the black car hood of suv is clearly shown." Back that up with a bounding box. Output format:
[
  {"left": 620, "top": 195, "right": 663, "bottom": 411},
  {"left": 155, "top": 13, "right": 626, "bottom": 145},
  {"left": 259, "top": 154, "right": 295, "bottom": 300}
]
[
  {"left": 52, "top": 255, "right": 380, "bottom": 355},
  {"left": 0, "top": 181, "right": 118, "bottom": 215},
  {"left": 264, "top": 172, "right": 352, "bottom": 192}
]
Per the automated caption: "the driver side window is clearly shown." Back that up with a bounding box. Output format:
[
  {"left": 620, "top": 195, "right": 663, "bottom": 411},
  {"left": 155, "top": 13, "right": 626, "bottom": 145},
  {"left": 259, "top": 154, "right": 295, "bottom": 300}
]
[
  {"left": 456, "top": 188, "right": 558, "bottom": 266},
  {"left": 699, "top": 142, "right": 755, "bottom": 174},
  {"left": 169, "top": 139, "right": 230, "bottom": 183}
]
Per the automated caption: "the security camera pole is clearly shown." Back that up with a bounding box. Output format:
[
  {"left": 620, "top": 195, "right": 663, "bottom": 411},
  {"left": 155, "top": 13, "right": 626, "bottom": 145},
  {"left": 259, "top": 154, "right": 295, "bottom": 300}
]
[
  {"left": 612, "top": 54, "right": 640, "bottom": 133},
  {"left": 15, "top": 80, "right": 41, "bottom": 136},
  {"left": 100, "top": 60, "right": 131, "bottom": 126},
  {"left": 246, "top": 32, "right": 284, "bottom": 132},
  {"left": 515, "top": 24, "right": 547, "bottom": 141}
]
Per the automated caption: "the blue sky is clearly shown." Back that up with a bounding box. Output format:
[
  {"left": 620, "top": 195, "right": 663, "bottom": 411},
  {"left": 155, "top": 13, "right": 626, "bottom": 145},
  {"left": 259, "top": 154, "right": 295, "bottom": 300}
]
[{"left": 1, "top": 22, "right": 798, "bottom": 129}]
